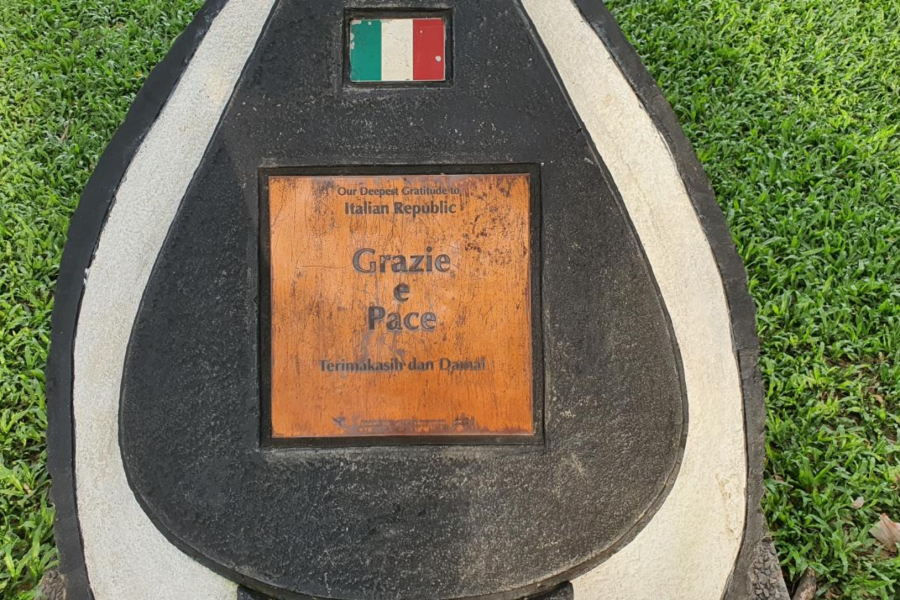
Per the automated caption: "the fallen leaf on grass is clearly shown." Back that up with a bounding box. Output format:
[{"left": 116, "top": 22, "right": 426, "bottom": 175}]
[
  {"left": 870, "top": 514, "right": 900, "bottom": 553},
  {"left": 851, "top": 496, "right": 865, "bottom": 509}
]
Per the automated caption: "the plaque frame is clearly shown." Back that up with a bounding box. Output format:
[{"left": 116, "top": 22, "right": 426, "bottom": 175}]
[{"left": 258, "top": 164, "right": 544, "bottom": 448}]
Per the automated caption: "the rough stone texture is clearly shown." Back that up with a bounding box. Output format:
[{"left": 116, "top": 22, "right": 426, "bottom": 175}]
[
  {"left": 530, "top": 583, "right": 574, "bottom": 600},
  {"left": 38, "top": 569, "right": 68, "bottom": 600},
  {"left": 237, "top": 583, "right": 574, "bottom": 600},
  {"left": 749, "top": 537, "right": 790, "bottom": 600},
  {"left": 238, "top": 587, "right": 269, "bottom": 600},
  {"left": 791, "top": 570, "right": 817, "bottom": 600}
]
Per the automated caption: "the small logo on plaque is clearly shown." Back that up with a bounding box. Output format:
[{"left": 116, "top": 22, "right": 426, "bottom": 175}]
[
  {"left": 264, "top": 171, "right": 536, "bottom": 442},
  {"left": 349, "top": 16, "right": 447, "bottom": 83}
]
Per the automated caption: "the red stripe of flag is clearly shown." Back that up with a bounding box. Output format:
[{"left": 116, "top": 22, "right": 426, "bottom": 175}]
[{"left": 413, "top": 18, "right": 445, "bottom": 81}]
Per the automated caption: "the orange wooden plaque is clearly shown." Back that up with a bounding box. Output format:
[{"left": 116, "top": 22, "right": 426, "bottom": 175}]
[{"left": 266, "top": 172, "right": 535, "bottom": 441}]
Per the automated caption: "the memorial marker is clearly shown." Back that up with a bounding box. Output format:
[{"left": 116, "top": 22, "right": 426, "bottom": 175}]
[{"left": 47, "top": 1, "right": 786, "bottom": 599}]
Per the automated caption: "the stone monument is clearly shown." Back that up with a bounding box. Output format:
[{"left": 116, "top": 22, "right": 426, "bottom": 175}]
[{"left": 47, "top": 1, "right": 786, "bottom": 599}]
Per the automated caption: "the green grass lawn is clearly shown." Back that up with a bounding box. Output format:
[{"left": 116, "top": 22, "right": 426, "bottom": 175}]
[{"left": 0, "top": 0, "right": 898, "bottom": 598}]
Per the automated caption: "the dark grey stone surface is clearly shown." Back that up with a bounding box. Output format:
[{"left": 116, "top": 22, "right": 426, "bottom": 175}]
[
  {"left": 749, "top": 537, "right": 790, "bottom": 600},
  {"left": 528, "top": 583, "right": 574, "bottom": 600},
  {"left": 239, "top": 587, "right": 271, "bottom": 600},
  {"left": 791, "top": 569, "right": 817, "bottom": 600},
  {"left": 238, "top": 583, "right": 574, "bottom": 600},
  {"left": 38, "top": 569, "right": 68, "bottom": 600}
]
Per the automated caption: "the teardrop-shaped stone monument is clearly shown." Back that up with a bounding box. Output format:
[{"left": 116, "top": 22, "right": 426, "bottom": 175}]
[{"left": 48, "top": 1, "right": 783, "bottom": 599}]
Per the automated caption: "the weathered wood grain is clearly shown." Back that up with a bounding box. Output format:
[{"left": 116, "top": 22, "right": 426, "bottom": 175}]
[{"left": 268, "top": 173, "right": 533, "bottom": 439}]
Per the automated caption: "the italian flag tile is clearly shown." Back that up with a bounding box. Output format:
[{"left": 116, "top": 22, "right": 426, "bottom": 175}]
[{"left": 350, "top": 18, "right": 447, "bottom": 82}]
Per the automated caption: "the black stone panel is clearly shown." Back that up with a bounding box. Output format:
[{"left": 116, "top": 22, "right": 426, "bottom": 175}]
[{"left": 119, "top": 1, "right": 685, "bottom": 599}]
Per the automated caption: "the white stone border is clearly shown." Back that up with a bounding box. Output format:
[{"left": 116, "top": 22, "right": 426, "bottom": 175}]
[
  {"left": 72, "top": 0, "right": 276, "bottom": 598},
  {"left": 70, "top": 0, "right": 746, "bottom": 597},
  {"left": 521, "top": 1, "right": 747, "bottom": 598}
]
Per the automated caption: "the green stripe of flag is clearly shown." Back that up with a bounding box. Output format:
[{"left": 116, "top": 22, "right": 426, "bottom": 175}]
[{"left": 350, "top": 19, "right": 382, "bottom": 82}]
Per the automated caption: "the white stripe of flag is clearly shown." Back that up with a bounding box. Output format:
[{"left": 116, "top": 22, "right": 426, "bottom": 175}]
[
  {"left": 350, "top": 18, "right": 446, "bottom": 82},
  {"left": 381, "top": 19, "right": 414, "bottom": 81}
]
